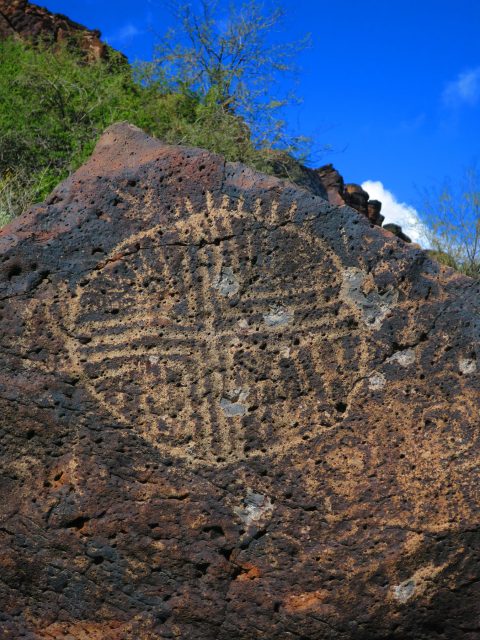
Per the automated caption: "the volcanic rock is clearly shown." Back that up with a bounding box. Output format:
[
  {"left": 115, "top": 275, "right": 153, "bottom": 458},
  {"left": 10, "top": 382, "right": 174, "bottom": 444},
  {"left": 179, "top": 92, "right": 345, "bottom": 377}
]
[
  {"left": 315, "top": 164, "right": 411, "bottom": 235},
  {"left": 344, "top": 183, "right": 370, "bottom": 218},
  {"left": 312, "top": 163, "right": 344, "bottom": 208},
  {"left": 0, "top": 123, "right": 479, "bottom": 639},
  {"left": 0, "top": 0, "right": 108, "bottom": 60},
  {"left": 367, "top": 199, "right": 383, "bottom": 226},
  {"left": 264, "top": 151, "right": 328, "bottom": 200},
  {"left": 383, "top": 222, "right": 412, "bottom": 243}
]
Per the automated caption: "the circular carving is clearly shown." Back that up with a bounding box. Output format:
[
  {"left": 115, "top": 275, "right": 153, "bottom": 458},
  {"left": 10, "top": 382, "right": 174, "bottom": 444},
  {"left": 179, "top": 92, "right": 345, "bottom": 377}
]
[{"left": 60, "top": 195, "right": 372, "bottom": 466}]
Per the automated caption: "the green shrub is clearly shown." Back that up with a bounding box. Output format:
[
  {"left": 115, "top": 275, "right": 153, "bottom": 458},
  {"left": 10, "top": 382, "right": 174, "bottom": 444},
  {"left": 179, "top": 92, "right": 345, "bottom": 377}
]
[
  {"left": 0, "top": 39, "right": 162, "bottom": 199},
  {"left": 0, "top": 37, "right": 309, "bottom": 223},
  {"left": 0, "top": 168, "right": 50, "bottom": 225}
]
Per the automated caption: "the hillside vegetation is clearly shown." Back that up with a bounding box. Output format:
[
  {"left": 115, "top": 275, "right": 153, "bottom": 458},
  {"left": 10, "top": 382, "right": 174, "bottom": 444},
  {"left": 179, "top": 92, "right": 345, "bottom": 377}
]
[
  {"left": 1, "top": 23, "right": 477, "bottom": 280},
  {"left": 0, "top": 37, "right": 302, "bottom": 225}
]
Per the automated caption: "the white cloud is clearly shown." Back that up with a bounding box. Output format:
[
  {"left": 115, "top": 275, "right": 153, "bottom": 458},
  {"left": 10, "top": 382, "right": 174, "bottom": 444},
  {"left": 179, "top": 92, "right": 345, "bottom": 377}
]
[
  {"left": 361, "top": 180, "right": 429, "bottom": 247},
  {"left": 106, "top": 23, "right": 143, "bottom": 45},
  {"left": 442, "top": 67, "right": 480, "bottom": 108}
]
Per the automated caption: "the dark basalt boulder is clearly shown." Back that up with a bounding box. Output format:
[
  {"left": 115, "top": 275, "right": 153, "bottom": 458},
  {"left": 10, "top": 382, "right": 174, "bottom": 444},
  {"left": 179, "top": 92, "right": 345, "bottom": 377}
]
[{"left": 0, "top": 123, "right": 479, "bottom": 639}]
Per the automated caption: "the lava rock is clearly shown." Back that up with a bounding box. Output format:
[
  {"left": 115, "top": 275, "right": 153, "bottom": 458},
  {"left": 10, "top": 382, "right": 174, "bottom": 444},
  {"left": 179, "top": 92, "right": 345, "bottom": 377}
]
[
  {"left": 0, "top": 0, "right": 108, "bottom": 60},
  {"left": 367, "top": 199, "right": 384, "bottom": 226},
  {"left": 383, "top": 222, "right": 412, "bottom": 243},
  {"left": 315, "top": 164, "right": 346, "bottom": 207},
  {"left": 0, "top": 123, "right": 479, "bottom": 639}
]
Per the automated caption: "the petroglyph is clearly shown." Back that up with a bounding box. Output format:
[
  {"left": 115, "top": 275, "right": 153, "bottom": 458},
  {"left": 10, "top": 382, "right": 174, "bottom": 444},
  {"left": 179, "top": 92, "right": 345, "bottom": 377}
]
[
  {"left": 4, "top": 123, "right": 480, "bottom": 638},
  {"left": 54, "top": 193, "right": 376, "bottom": 466}
]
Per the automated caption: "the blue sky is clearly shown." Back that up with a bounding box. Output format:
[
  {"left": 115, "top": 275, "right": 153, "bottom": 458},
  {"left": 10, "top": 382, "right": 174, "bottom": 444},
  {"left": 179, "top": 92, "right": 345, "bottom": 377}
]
[{"left": 42, "top": 1, "right": 479, "bottom": 238}]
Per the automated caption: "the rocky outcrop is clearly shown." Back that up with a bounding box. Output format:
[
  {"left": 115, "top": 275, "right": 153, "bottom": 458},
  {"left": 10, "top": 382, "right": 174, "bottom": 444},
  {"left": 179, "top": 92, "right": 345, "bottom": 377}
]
[
  {"left": 263, "top": 151, "right": 328, "bottom": 200},
  {"left": 315, "top": 164, "right": 385, "bottom": 228},
  {"left": 0, "top": 123, "right": 479, "bottom": 639},
  {"left": 383, "top": 222, "right": 412, "bottom": 243},
  {"left": 312, "top": 164, "right": 414, "bottom": 242},
  {"left": 0, "top": 0, "right": 107, "bottom": 60}
]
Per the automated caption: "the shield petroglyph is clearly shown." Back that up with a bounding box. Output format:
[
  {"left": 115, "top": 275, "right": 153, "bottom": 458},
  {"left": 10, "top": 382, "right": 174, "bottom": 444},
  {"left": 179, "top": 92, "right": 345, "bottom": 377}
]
[
  {"left": 53, "top": 193, "right": 387, "bottom": 466},
  {"left": 4, "top": 122, "right": 480, "bottom": 638}
]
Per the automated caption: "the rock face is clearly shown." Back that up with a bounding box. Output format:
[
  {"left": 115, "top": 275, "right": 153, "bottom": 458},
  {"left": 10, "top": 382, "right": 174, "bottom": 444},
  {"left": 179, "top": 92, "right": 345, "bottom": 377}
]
[
  {"left": 0, "top": 123, "right": 479, "bottom": 639},
  {"left": 314, "top": 165, "right": 414, "bottom": 243},
  {"left": 316, "top": 164, "right": 386, "bottom": 228},
  {"left": 383, "top": 222, "right": 412, "bottom": 243},
  {"left": 0, "top": 0, "right": 107, "bottom": 60}
]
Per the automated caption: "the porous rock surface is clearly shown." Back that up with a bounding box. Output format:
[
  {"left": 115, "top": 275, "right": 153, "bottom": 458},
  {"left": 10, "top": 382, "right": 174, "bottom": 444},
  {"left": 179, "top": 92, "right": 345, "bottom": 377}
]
[
  {"left": 0, "top": 0, "right": 107, "bottom": 60},
  {"left": 0, "top": 123, "right": 479, "bottom": 639}
]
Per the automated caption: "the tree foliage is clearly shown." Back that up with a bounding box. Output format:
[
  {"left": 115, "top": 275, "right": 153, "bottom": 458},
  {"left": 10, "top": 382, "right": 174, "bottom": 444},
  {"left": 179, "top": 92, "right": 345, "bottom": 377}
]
[
  {"left": 151, "top": 0, "right": 310, "bottom": 148},
  {"left": 0, "top": 1, "right": 310, "bottom": 225},
  {"left": 421, "top": 167, "right": 480, "bottom": 279}
]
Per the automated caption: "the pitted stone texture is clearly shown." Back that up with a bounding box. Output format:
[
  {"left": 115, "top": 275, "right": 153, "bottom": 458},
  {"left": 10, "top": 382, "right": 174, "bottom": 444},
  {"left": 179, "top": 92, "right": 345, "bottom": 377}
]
[{"left": 0, "top": 123, "right": 479, "bottom": 639}]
